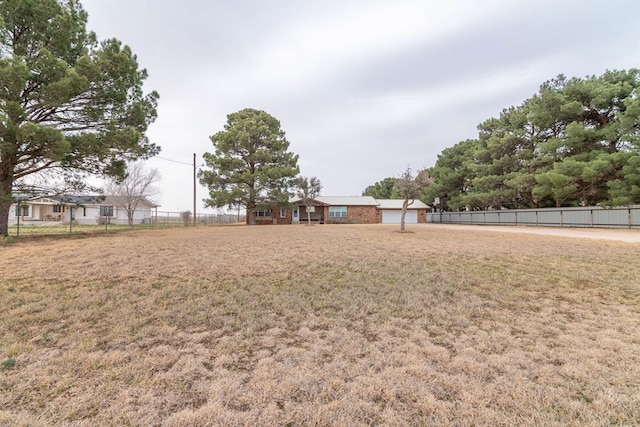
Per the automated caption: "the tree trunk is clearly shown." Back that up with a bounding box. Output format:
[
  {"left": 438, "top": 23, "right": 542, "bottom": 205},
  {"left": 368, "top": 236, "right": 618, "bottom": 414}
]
[
  {"left": 400, "top": 198, "right": 408, "bottom": 232},
  {"left": 247, "top": 200, "right": 256, "bottom": 225},
  {"left": 306, "top": 206, "right": 311, "bottom": 226},
  {"left": 0, "top": 199, "right": 10, "bottom": 237},
  {"left": 126, "top": 204, "right": 135, "bottom": 227},
  {"left": 0, "top": 159, "right": 15, "bottom": 237}
]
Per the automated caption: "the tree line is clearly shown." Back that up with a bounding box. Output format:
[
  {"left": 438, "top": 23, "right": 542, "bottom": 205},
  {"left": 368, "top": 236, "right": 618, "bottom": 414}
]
[
  {"left": 365, "top": 70, "right": 640, "bottom": 211},
  {"left": 421, "top": 69, "right": 640, "bottom": 211}
]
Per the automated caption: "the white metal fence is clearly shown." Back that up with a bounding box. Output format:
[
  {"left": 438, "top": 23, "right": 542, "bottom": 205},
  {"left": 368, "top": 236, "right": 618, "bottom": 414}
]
[{"left": 427, "top": 205, "right": 640, "bottom": 229}]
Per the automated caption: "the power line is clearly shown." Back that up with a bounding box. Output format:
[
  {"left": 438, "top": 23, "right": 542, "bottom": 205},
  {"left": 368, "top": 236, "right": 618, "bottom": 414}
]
[
  {"left": 157, "top": 154, "right": 202, "bottom": 227},
  {"left": 155, "top": 156, "right": 193, "bottom": 166}
]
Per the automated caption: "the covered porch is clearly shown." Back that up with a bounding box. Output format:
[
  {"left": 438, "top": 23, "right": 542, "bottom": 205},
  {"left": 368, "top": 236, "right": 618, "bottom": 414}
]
[
  {"left": 297, "top": 204, "right": 325, "bottom": 224},
  {"left": 9, "top": 198, "right": 68, "bottom": 225},
  {"left": 8, "top": 195, "right": 102, "bottom": 226}
]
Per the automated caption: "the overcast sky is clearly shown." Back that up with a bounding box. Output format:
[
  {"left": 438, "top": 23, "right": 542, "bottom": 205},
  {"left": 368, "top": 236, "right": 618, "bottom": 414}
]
[{"left": 82, "top": 0, "right": 640, "bottom": 212}]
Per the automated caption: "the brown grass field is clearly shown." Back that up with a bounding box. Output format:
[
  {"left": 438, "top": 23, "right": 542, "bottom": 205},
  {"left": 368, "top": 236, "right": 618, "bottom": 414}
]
[{"left": 1, "top": 224, "right": 639, "bottom": 426}]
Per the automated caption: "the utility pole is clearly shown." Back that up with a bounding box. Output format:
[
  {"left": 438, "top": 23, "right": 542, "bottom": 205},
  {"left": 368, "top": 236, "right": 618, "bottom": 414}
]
[{"left": 193, "top": 153, "right": 197, "bottom": 227}]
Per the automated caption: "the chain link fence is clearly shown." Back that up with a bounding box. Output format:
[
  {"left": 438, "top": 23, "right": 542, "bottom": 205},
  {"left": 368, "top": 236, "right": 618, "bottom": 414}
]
[{"left": 8, "top": 211, "right": 246, "bottom": 237}]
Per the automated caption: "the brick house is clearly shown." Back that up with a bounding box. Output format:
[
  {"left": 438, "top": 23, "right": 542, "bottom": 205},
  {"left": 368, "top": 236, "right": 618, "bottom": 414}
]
[{"left": 253, "top": 196, "right": 429, "bottom": 225}]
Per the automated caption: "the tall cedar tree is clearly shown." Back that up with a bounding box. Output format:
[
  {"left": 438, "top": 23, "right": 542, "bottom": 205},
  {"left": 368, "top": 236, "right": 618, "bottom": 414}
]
[
  {"left": 0, "top": 0, "right": 159, "bottom": 236},
  {"left": 199, "top": 109, "right": 299, "bottom": 225}
]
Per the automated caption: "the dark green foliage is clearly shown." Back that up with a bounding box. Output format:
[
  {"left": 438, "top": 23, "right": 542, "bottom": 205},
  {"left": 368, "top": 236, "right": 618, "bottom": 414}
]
[
  {"left": 199, "top": 108, "right": 299, "bottom": 225},
  {"left": 0, "top": 0, "right": 159, "bottom": 236},
  {"left": 1, "top": 358, "right": 16, "bottom": 368},
  {"left": 362, "top": 177, "right": 398, "bottom": 199},
  {"left": 428, "top": 69, "right": 640, "bottom": 210},
  {"left": 423, "top": 139, "right": 478, "bottom": 211}
]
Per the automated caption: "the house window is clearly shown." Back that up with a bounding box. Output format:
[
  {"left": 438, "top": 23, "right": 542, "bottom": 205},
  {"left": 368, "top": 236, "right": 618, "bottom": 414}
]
[
  {"left": 53, "top": 205, "right": 61, "bottom": 213},
  {"left": 15, "top": 205, "right": 29, "bottom": 217},
  {"left": 328, "top": 206, "right": 347, "bottom": 218},
  {"left": 256, "top": 209, "right": 271, "bottom": 217},
  {"left": 82, "top": 207, "right": 87, "bottom": 217},
  {"left": 280, "top": 208, "right": 286, "bottom": 218},
  {"left": 100, "top": 206, "right": 114, "bottom": 217}
]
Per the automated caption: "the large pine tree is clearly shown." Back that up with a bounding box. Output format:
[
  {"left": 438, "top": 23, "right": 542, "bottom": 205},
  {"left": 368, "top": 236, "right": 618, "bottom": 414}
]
[
  {"left": 0, "top": 0, "right": 159, "bottom": 236},
  {"left": 199, "top": 108, "right": 299, "bottom": 225}
]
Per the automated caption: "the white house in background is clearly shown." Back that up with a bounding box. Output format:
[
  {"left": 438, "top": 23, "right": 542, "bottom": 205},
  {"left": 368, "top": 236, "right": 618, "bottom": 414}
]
[{"left": 8, "top": 194, "right": 159, "bottom": 226}]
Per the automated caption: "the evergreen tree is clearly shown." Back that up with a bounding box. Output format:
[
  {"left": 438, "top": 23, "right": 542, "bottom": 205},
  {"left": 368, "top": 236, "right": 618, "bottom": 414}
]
[
  {"left": 199, "top": 108, "right": 299, "bottom": 225},
  {"left": 0, "top": 0, "right": 159, "bottom": 236}
]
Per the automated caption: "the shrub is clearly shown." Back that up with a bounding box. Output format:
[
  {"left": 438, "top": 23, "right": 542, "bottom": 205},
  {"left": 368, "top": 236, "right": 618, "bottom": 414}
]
[
  {"left": 1, "top": 236, "right": 15, "bottom": 246},
  {"left": 1, "top": 358, "right": 16, "bottom": 369}
]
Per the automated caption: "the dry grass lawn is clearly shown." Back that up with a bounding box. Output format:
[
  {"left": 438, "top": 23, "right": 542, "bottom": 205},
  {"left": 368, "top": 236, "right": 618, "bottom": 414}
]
[{"left": 1, "top": 224, "right": 639, "bottom": 426}]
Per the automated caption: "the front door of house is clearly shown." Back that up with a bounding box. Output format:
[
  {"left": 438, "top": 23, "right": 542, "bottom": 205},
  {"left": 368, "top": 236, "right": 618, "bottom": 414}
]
[{"left": 292, "top": 207, "right": 299, "bottom": 223}]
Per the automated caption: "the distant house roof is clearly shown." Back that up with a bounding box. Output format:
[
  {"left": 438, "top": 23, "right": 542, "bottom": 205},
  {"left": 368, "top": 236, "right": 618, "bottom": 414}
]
[
  {"left": 11, "top": 193, "right": 33, "bottom": 202},
  {"left": 103, "top": 195, "right": 160, "bottom": 208},
  {"left": 53, "top": 195, "right": 106, "bottom": 205},
  {"left": 375, "top": 199, "right": 430, "bottom": 209},
  {"left": 21, "top": 195, "right": 104, "bottom": 205},
  {"left": 303, "top": 196, "right": 379, "bottom": 206},
  {"left": 22, "top": 194, "right": 159, "bottom": 208}
]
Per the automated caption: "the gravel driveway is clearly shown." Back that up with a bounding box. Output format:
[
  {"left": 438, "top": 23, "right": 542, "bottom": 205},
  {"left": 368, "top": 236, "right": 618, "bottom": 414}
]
[{"left": 424, "top": 224, "right": 640, "bottom": 243}]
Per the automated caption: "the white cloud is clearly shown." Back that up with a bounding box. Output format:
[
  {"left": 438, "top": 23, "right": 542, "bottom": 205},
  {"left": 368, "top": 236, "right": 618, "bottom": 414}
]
[{"left": 202, "top": 0, "right": 513, "bottom": 101}]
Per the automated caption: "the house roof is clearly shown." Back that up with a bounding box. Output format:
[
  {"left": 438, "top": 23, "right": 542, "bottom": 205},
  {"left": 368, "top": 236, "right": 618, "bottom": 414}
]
[
  {"left": 55, "top": 195, "right": 106, "bottom": 205},
  {"left": 11, "top": 193, "right": 33, "bottom": 202},
  {"left": 290, "top": 196, "right": 429, "bottom": 208},
  {"left": 25, "top": 195, "right": 105, "bottom": 205},
  {"left": 23, "top": 194, "right": 159, "bottom": 208},
  {"left": 103, "top": 196, "right": 160, "bottom": 208},
  {"left": 314, "top": 196, "right": 379, "bottom": 206},
  {"left": 375, "top": 199, "right": 430, "bottom": 209}
]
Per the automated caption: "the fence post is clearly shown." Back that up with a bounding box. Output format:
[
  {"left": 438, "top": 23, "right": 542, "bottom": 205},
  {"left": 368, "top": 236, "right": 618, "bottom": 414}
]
[{"left": 16, "top": 201, "right": 20, "bottom": 237}]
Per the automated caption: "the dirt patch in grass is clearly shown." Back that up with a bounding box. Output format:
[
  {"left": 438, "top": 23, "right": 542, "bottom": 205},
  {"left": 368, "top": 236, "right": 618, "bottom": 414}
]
[{"left": 1, "top": 224, "right": 639, "bottom": 426}]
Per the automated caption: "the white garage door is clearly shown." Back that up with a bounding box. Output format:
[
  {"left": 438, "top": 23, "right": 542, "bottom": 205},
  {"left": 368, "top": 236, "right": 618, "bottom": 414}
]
[{"left": 382, "top": 210, "right": 418, "bottom": 224}]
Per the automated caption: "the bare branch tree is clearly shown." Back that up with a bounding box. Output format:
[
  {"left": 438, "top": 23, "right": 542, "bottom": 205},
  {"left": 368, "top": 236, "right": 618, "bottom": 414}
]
[
  {"left": 394, "top": 168, "right": 433, "bottom": 232},
  {"left": 295, "top": 176, "right": 322, "bottom": 226},
  {"left": 105, "top": 162, "right": 160, "bottom": 226}
]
